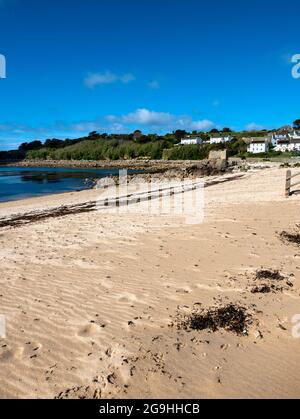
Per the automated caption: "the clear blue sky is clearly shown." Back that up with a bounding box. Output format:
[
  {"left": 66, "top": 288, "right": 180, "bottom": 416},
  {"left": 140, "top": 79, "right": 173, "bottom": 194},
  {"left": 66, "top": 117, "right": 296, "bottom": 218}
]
[{"left": 0, "top": 0, "right": 300, "bottom": 150}]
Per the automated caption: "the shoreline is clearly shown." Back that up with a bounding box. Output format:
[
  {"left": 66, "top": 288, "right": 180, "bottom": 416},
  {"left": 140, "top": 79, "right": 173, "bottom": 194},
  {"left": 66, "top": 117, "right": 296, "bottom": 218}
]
[
  {"left": 0, "top": 173, "right": 245, "bottom": 227},
  {"left": 0, "top": 159, "right": 239, "bottom": 204},
  {"left": 1, "top": 159, "right": 198, "bottom": 171}
]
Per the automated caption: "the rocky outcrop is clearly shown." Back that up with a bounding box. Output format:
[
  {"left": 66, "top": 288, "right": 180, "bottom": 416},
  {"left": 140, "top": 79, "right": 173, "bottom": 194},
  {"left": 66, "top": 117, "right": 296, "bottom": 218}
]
[{"left": 96, "top": 159, "right": 233, "bottom": 188}]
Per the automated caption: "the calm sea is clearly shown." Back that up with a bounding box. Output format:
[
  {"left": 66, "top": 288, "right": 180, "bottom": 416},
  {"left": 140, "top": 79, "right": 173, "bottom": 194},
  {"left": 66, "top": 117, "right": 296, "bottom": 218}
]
[{"left": 0, "top": 166, "right": 132, "bottom": 202}]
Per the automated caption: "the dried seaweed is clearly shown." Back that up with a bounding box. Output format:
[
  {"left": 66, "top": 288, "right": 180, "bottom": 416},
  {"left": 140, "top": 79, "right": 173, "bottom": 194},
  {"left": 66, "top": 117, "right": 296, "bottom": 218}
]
[{"left": 177, "top": 304, "right": 252, "bottom": 336}]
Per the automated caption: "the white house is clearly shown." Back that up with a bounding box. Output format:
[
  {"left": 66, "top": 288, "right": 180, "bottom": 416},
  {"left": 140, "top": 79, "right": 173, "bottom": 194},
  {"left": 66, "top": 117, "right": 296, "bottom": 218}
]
[
  {"left": 290, "top": 131, "right": 300, "bottom": 140},
  {"left": 275, "top": 135, "right": 300, "bottom": 152},
  {"left": 290, "top": 139, "right": 300, "bottom": 151},
  {"left": 247, "top": 139, "right": 269, "bottom": 154},
  {"left": 271, "top": 134, "right": 289, "bottom": 147},
  {"left": 276, "top": 139, "right": 300, "bottom": 152},
  {"left": 180, "top": 137, "right": 203, "bottom": 145},
  {"left": 209, "top": 135, "right": 232, "bottom": 145},
  {"left": 275, "top": 139, "right": 291, "bottom": 152}
]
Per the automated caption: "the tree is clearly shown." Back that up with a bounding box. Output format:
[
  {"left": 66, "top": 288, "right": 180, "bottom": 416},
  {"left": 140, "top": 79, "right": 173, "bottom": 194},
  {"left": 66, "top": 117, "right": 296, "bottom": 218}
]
[
  {"left": 147, "top": 134, "right": 158, "bottom": 142},
  {"left": 210, "top": 128, "right": 219, "bottom": 134},
  {"left": 222, "top": 127, "right": 232, "bottom": 133},
  {"left": 44, "top": 138, "right": 64, "bottom": 149},
  {"left": 88, "top": 131, "right": 100, "bottom": 138},
  {"left": 19, "top": 140, "right": 42, "bottom": 152},
  {"left": 173, "top": 130, "right": 187, "bottom": 141},
  {"left": 133, "top": 130, "right": 143, "bottom": 141},
  {"left": 293, "top": 119, "right": 300, "bottom": 129}
]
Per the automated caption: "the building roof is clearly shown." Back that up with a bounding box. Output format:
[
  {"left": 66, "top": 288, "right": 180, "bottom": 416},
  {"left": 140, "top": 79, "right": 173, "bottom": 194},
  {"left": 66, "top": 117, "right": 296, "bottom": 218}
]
[
  {"left": 249, "top": 139, "right": 268, "bottom": 144},
  {"left": 244, "top": 136, "right": 269, "bottom": 144},
  {"left": 276, "top": 139, "right": 300, "bottom": 144},
  {"left": 210, "top": 135, "right": 231, "bottom": 138},
  {"left": 272, "top": 134, "right": 289, "bottom": 139},
  {"left": 276, "top": 140, "right": 290, "bottom": 144},
  {"left": 181, "top": 136, "right": 201, "bottom": 141}
]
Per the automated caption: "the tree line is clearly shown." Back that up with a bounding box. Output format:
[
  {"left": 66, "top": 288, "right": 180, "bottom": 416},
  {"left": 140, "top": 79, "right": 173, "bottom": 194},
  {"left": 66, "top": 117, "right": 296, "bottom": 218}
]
[{"left": 0, "top": 119, "right": 299, "bottom": 161}]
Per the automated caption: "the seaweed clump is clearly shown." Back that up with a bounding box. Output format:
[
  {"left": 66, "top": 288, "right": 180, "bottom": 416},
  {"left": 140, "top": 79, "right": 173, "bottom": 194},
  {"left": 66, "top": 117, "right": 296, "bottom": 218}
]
[
  {"left": 280, "top": 231, "right": 300, "bottom": 247},
  {"left": 255, "top": 270, "right": 284, "bottom": 281},
  {"left": 178, "top": 304, "right": 252, "bottom": 336}
]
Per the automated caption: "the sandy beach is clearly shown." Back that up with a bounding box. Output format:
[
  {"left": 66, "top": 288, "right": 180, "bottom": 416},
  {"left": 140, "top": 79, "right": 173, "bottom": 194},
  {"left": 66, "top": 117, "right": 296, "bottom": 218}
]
[{"left": 0, "top": 166, "right": 300, "bottom": 399}]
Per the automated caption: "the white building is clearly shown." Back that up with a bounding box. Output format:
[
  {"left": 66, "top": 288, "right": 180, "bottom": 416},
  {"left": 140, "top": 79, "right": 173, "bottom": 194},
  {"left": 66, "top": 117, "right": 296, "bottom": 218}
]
[
  {"left": 247, "top": 140, "right": 269, "bottom": 154},
  {"left": 275, "top": 139, "right": 291, "bottom": 152},
  {"left": 271, "top": 134, "right": 289, "bottom": 147},
  {"left": 275, "top": 139, "right": 300, "bottom": 152},
  {"left": 180, "top": 137, "right": 203, "bottom": 145},
  {"left": 290, "top": 131, "right": 300, "bottom": 140},
  {"left": 274, "top": 131, "right": 300, "bottom": 152},
  {"left": 290, "top": 140, "right": 300, "bottom": 151},
  {"left": 209, "top": 135, "right": 232, "bottom": 145}
]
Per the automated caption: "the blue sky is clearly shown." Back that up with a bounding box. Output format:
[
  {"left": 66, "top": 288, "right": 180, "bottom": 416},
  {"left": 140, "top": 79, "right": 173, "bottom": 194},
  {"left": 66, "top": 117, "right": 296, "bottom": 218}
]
[{"left": 0, "top": 0, "right": 300, "bottom": 150}]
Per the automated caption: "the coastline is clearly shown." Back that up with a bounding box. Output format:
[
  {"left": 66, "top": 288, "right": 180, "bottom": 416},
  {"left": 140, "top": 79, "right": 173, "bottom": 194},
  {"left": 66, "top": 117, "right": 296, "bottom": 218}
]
[
  {"left": 1, "top": 159, "right": 197, "bottom": 171},
  {"left": 1, "top": 156, "right": 300, "bottom": 170},
  {"left": 0, "top": 166, "right": 300, "bottom": 399},
  {"left": 0, "top": 159, "right": 236, "bottom": 204}
]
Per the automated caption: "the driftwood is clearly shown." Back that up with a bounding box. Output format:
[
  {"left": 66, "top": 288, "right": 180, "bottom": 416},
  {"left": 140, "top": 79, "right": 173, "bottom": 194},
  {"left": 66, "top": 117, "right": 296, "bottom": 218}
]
[{"left": 0, "top": 202, "right": 96, "bottom": 228}]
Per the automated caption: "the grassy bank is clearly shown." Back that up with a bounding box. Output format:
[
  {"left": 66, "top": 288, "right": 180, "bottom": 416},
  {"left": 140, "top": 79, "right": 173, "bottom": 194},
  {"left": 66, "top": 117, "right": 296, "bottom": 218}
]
[
  {"left": 1, "top": 131, "right": 299, "bottom": 163},
  {"left": 25, "top": 137, "right": 248, "bottom": 161}
]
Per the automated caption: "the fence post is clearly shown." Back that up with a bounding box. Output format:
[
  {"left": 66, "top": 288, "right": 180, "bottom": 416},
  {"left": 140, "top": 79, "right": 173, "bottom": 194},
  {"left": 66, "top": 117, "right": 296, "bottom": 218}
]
[{"left": 285, "top": 170, "right": 291, "bottom": 198}]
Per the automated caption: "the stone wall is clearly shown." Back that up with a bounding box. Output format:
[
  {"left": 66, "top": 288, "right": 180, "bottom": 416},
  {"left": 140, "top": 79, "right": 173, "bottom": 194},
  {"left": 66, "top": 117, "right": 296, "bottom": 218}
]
[{"left": 209, "top": 150, "right": 229, "bottom": 161}]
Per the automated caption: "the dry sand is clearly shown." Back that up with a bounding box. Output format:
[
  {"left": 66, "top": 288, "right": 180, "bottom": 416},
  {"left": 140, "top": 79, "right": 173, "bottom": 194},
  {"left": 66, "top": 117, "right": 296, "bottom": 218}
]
[{"left": 0, "top": 166, "right": 300, "bottom": 399}]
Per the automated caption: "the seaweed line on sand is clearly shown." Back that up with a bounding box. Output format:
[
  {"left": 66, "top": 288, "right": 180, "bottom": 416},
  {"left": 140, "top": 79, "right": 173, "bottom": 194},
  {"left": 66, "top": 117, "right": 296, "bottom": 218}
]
[{"left": 173, "top": 304, "right": 253, "bottom": 337}]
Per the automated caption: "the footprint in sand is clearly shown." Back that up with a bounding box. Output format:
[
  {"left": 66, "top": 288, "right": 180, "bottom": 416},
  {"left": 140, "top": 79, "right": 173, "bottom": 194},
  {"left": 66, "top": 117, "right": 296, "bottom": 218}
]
[
  {"left": 117, "top": 293, "right": 140, "bottom": 304},
  {"left": 24, "top": 342, "right": 43, "bottom": 358},
  {"left": 196, "top": 283, "right": 243, "bottom": 293},
  {"left": 0, "top": 346, "right": 24, "bottom": 362},
  {"left": 99, "top": 279, "right": 113, "bottom": 289},
  {"left": 175, "top": 287, "right": 192, "bottom": 294},
  {"left": 78, "top": 323, "right": 103, "bottom": 337}
]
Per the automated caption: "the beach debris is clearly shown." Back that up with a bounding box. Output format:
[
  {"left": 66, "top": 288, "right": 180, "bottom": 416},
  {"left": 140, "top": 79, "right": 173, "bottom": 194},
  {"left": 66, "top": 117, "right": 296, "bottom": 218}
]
[
  {"left": 250, "top": 269, "right": 294, "bottom": 293},
  {"left": 251, "top": 284, "right": 284, "bottom": 294},
  {"left": 55, "top": 385, "right": 102, "bottom": 399},
  {"left": 251, "top": 285, "right": 272, "bottom": 294},
  {"left": 175, "top": 304, "right": 252, "bottom": 336},
  {"left": 255, "top": 270, "right": 284, "bottom": 281},
  {"left": 278, "top": 324, "right": 287, "bottom": 331},
  {"left": 107, "top": 373, "right": 116, "bottom": 385},
  {"left": 280, "top": 230, "right": 300, "bottom": 247},
  {"left": 0, "top": 202, "right": 96, "bottom": 229},
  {"left": 253, "top": 330, "right": 263, "bottom": 340}
]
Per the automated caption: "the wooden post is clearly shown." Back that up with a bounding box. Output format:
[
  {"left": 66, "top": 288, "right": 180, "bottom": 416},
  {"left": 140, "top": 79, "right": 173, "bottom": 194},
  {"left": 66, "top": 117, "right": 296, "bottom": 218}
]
[{"left": 285, "top": 170, "right": 291, "bottom": 198}]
